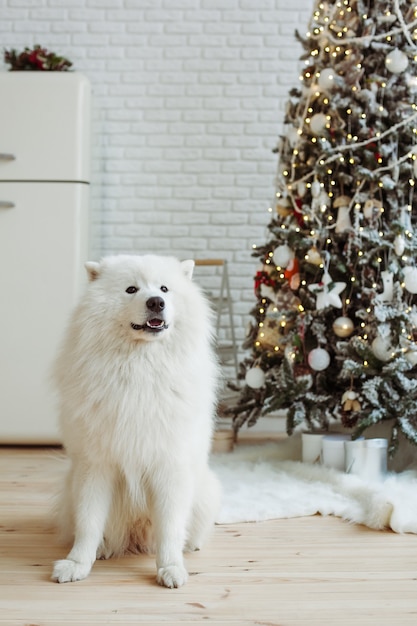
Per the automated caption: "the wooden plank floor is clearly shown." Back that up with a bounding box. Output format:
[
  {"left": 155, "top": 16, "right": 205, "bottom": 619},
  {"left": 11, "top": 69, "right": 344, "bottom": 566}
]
[{"left": 1, "top": 445, "right": 417, "bottom": 626}]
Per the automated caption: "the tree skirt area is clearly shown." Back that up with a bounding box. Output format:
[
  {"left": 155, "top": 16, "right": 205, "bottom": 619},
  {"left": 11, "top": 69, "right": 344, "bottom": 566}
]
[{"left": 210, "top": 436, "right": 417, "bottom": 534}]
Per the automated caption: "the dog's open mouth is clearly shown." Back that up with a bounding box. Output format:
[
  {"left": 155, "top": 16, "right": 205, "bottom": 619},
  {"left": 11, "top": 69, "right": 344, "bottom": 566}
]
[{"left": 131, "top": 319, "right": 168, "bottom": 333}]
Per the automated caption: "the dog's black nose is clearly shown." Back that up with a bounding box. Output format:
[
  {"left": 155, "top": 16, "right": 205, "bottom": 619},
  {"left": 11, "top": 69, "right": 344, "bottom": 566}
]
[{"left": 146, "top": 296, "right": 165, "bottom": 312}]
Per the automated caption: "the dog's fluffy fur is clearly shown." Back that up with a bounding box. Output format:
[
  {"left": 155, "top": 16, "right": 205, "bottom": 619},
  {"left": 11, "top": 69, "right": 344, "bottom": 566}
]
[{"left": 51, "top": 254, "right": 221, "bottom": 588}]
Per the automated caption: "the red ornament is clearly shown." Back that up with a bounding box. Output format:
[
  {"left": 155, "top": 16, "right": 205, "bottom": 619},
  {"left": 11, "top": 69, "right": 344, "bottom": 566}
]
[
  {"left": 254, "top": 270, "right": 275, "bottom": 296},
  {"left": 284, "top": 258, "right": 300, "bottom": 290},
  {"left": 293, "top": 198, "right": 305, "bottom": 227}
]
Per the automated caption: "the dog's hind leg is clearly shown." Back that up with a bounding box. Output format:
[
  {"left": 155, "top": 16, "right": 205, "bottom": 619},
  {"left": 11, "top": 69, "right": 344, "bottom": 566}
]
[
  {"left": 186, "top": 467, "right": 221, "bottom": 552},
  {"left": 52, "top": 462, "right": 114, "bottom": 583}
]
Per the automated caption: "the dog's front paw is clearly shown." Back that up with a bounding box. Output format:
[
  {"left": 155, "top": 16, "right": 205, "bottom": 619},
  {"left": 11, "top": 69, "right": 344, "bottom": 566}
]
[
  {"left": 156, "top": 564, "right": 189, "bottom": 588},
  {"left": 51, "top": 559, "right": 92, "bottom": 583}
]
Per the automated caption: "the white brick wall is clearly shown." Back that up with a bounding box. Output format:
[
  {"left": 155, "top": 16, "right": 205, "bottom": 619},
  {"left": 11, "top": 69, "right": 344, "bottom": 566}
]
[{"left": 0, "top": 0, "right": 312, "bottom": 367}]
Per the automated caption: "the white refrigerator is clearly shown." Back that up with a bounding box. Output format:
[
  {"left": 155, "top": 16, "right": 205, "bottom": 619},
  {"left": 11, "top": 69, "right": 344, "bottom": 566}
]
[{"left": 0, "top": 72, "right": 91, "bottom": 443}]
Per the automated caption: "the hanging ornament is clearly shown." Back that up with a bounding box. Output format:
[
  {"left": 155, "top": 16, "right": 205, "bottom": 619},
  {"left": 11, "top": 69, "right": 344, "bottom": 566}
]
[
  {"left": 404, "top": 267, "right": 417, "bottom": 294},
  {"left": 342, "top": 390, "right": 361, "bottom": 412},
  {"left": 332, "top": 316, "right": 354, "bottom": 338},
  {"left": 394, "top": 234, "right": 405, "bottom": 256},
  {"left": 375, "top": 270, "right": 394, "bottom": 303},
  {"left": 405, "top": 350, "right": 417, "bottom": 366},
  {"left": 275, "top": 285, "right": 301, "bottom": 310},
  {"left": 256, "top": 308, "right": 286, "bottom": 351},
  {"left": 308, "top": 348, "right": 330, "bottom": 371},
  {"left": 276, "top": 199, "right": 292, "bottom": 218},
  {"left": 254, "top": 267, "right": 275, "bottom": 299},
  {"left": 287, "top": 126, "right": 299, "bottom": 147},
  {"left": 297, "top": 181, "right": 306, "bottom": 197},
  {"left": 283, "top": 257, "right": 300, "bottom": 290},
  {"left": 308, "top": 269, "right": 346, "bottom": 310},
  {"left": 305, "top": 245, "right": 322, "bottom": 266},
  {"left": 311, "top": 180, "right": 321, "bottom": 198},
  {"left": 317, "top": 68, "right": 335, "bottom": 90},
  {"left": 371, "top": 336, "right": 392, "bottom": 362},
  {"left": 310, "top": 113, "right": 327, "bottom": 135},
  {"left": 245, "top": 367, "right": 266, "bottom": 389},
  {"left": 363, "top": 198, "right": 382, "bottom": 220},
  {"left": 293, "top": 197, "right": 305, "bottom": 227},
  {"left": 334, "top": 196, "right": 352, "bottom": 233},
  {"left": 385, "top": 48, "right": 409, "bottom": 74},
  {"left": 272, "top": 244, "right": 294, "bottom": 268}
]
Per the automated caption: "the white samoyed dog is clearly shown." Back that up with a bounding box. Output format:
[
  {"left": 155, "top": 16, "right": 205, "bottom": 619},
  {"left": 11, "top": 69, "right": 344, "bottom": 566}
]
[{"left": 51, "top": 254, "right": 221, "bottom": 588}]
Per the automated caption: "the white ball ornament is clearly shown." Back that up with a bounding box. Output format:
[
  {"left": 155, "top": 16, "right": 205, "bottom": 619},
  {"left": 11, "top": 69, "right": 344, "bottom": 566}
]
[
  {"left": 332, "top": 316, "right": 354, "bottom": 338},
  {"left": 405, "top": 350, "right": 417, "bottom": 366},
  {"left": 404, "top": 267, "right": 417, "bottom": 294},
  {"left": 310, "top": 112, "right": 327, "bottom": 135},
  {"left": 272, "top": 244, "right": 294, "bottom": 268},
  {"left": 317, "top": 68, "right": 335, "bottom": 90},
  {"left": 385, "top": 48, "right": 408, "bottom": 74},
  {"left": 308, "top": 348, "right": 331, "bottom": 371},
  {"left": 371, "top": 336, "right": 392, "bottom": 362},
  {"left": 245, "top": 367, "right": 266, "bottom": 389}
]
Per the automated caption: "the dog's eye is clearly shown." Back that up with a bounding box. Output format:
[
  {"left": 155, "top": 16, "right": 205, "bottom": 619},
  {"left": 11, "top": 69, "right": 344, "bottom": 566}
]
[
  {"left": 126, "top": 286, "right": 138, "bottom": 294},
  {"left": 160, "top": 285, "right": 168, "bottom": 293}
]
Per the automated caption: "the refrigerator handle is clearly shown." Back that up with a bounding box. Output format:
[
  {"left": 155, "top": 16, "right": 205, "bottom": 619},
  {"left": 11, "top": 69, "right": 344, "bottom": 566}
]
[
  {"left": 0, "top": 201, "right": 15, "bottom": 209},
  {"left": 0, "top": 153, "right": 16, "bottom": 162}
]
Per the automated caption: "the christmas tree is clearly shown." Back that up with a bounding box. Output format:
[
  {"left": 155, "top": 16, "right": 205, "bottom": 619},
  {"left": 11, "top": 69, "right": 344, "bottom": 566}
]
[{"left": 230, "top": 0, "right": 417, "bottom": 455}]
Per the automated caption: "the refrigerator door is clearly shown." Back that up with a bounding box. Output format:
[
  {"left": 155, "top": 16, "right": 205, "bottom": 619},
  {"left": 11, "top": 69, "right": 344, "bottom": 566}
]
[
  {"left": 0, "top": 182, "right": 89, "bottom": 443},
  {"left": 0, "top": 73, "right": 90, "bottom": 182}
]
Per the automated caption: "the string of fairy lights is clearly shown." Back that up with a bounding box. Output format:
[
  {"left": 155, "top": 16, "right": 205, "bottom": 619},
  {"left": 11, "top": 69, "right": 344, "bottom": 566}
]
[{"left": 248, "top": 0, "right": 417, "bottom": 377}]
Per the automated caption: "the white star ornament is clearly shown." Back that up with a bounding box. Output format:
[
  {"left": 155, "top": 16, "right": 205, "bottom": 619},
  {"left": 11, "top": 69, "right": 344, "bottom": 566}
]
[{"left": 308, "top": 270, "right": 346, "bottom": 310}]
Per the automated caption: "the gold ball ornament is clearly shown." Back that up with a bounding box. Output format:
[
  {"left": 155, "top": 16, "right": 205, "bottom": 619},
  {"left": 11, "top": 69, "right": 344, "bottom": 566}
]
[{"left": 332, "top": 316, "right": 354, "bottom": 338}]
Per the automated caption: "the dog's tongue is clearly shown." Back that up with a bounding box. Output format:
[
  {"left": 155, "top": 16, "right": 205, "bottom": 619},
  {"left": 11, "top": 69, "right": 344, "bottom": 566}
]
[{"left": 147, "top": 319, "right": 164, "bottom": 328}]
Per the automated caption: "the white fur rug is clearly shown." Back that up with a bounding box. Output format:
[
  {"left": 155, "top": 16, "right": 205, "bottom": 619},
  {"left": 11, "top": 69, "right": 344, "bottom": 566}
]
[{"left": 210, "top": 438, "right": 417, "bottom": 534}]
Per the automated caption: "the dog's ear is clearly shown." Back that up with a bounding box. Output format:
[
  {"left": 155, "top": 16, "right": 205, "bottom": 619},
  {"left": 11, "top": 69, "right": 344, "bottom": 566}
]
[
  {"left": 85, "top": 261, "right": 101, "bottom": 282},
  {"left": 181, "top": 259, "right": 194, "bottom": 280}
]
